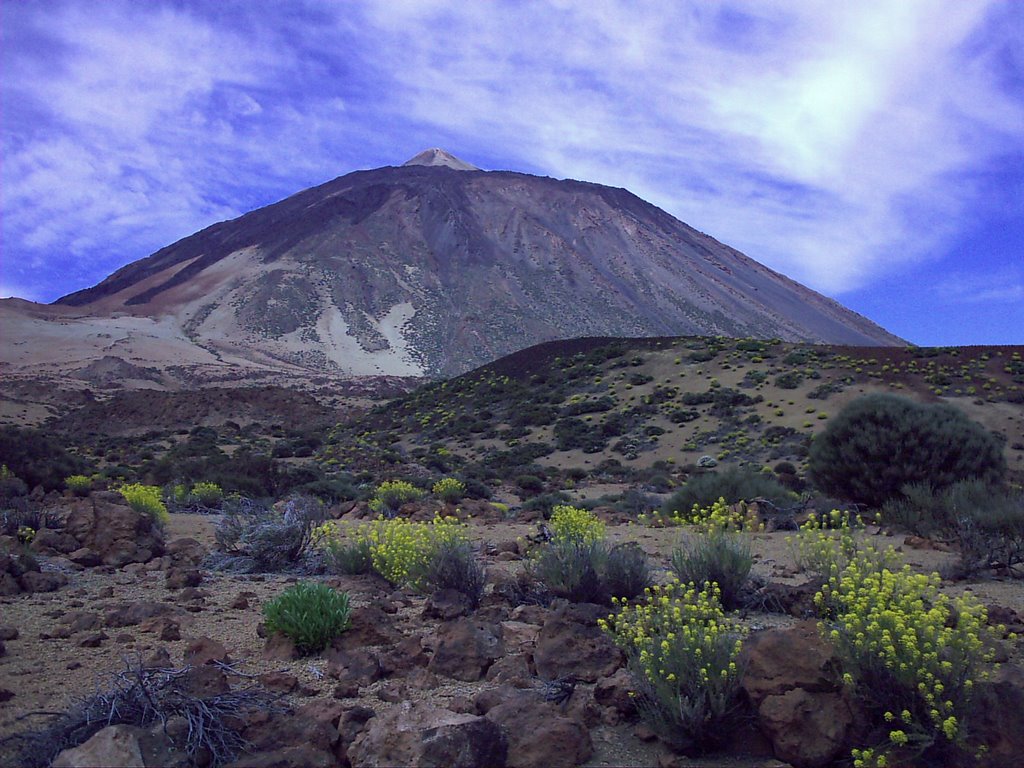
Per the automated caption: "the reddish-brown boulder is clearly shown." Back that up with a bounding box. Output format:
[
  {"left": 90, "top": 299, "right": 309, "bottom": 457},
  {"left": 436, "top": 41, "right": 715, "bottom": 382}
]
[
  {"left": 534, "top": 608, "right": 623, "bottom": 683},
  {"left": 427, "top": 618, "right": 504, "bottom": 682},
  {"left": 64, "top": 496, "right": 164, "bottom": 567},
  {"left": 483, "top": 690, "right": 592, "bottom": 768},
  {"left": 348, "top": 702, "right": 507, "bottom": 768}
]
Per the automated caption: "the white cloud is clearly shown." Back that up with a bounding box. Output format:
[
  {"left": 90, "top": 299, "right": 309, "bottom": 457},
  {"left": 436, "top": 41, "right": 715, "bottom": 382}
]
[{"left": 1, "top": 0, "right": 1021, "bottom": 305}]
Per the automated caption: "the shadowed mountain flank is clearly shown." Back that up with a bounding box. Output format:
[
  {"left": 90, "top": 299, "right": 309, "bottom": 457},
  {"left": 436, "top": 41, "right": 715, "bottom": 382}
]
[{"left": 43, "top": 152, "right": 901, "bottom": 378}]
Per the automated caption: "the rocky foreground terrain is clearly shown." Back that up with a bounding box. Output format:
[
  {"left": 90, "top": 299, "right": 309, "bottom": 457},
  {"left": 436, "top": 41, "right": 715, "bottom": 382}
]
[{"left": 2, "top": 489, "right": 1023, "bottom": 768}]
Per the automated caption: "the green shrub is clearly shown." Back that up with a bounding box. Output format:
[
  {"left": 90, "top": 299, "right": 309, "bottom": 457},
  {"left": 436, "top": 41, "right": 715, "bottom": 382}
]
[
  {"left": 949, "top": 487, "right": 1024, "bottom": 578},
  {"left": 602, "top": 542, "right": 652, "bottom": 602},
  {"left": 818, "top": 552, "right": 999, "bottom": 766},
  {"left": 0, "top": 465, "right": 28, "bottom": 499},
  {"left": 64, "top": 475, "right": 92, "bottom": 496},
  {"left": 660, "top": 467, "right": 791, "bottom": 517},
  {"left": 118, "top": 483, "right": 168, "bottom": 526},
  {"left": 191, "top": 481, "right": 224, "bottom": 507},
  {"left": 368, "top": 480, "right": 423, "bottom": 517},
  {"left": 432, "top": 477, "right": 465, "bottom": 503},
  {"left": 651, "top": 497, "right": 763, "bottom": 533},
  {"left": 808, "top": 394, "right": 1006, "bottom": 508},
  {"left": 549, "top": 504, "right": 606, "bottom": 545},
  {"left": 600, "top": 581, "right": 746, "bottom": 753},
  {"left": 515, "top": 474, "right": 545, "bottom": 493},
  {"left": 417, "top": 538, "right": 486, "bottom": 606},
  {"left": 670, "top": 532, "right": 752, "bottom": 610},
  {"left": 262, "top": 581, "right": 350, "bottom": 654},
  {"left": 321, "top": 536, "right": 374, "bottom": 575},
  {"left": 528, "top": 539, "right": 650, "bottom": 605},
  {"left": 529, "top": 540, "right": 606, "bottom": 603},
  {"left": 317, "top": 515, "right": 479, "bottom": 599},
  {"left": 0, "top": 427, "right": 90, "bottom": 492}
]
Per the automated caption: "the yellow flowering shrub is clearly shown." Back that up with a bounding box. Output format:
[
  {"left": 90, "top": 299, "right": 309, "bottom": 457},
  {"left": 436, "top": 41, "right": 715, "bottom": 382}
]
[
  {"left": 600, "top": 580, "right": 747, "bottom": 752},
  {"left": 118, "top": 483, "right": 168, "bottom": 526},
  {"left": 368, "top": 480, "right": 423, "bottom": 516},
  {"left": 549, "top": 504, "right": 606, "bottom": 545},
  {"left": 64, "top": 474, "right": 92, "bottom": 496},
  {"left": 644, "top": 497, "right": 762, "bottom": 533},
  {"left": 315, "top": 515, "right": 469, "bottom": 590},
  {"left": 789, "top": 509, "right": 877, "bottom": 581},
  {"left": 819, "top": 552, "right": 999, "bottom": 766},
  {"left": 432, "top": 477, "right": 465, "bottom": 503},
  {"left": 190, "top": 481, "right": 224, "bottom": 507}
]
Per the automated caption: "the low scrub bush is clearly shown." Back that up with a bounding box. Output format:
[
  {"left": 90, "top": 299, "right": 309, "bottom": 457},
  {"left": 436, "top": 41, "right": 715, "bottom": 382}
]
[
  {"left": 0, "top": 426, "right": 90, "bottom": 492},
  {"left": 432, "top": 477, "right": 465, "bottom": 503},
  {"left": 191, "top": 481, "right": 224, "bottom": 507},
  {"left": 215, "top": 495, "right": 327, "bottom": 572},
  {"left": 117, "top": 483, "right": 168, "bottom": 527},
  {"left": 601, "top": 581, "right": 747, "bottom": 753},
  {"left": 320, "top": 535, "right": 374, "bottom": 575},
  {"left": 817, "top": 552, "right": 1000, "bottom": 766},
  {"left": 670, "top": 532, "right": 752, "bottom": 610},
  {"left": 659, "top": 467, "right": 791, "bottom": 517},
  {"left": 262, "top": 581, "right": 351, "bottom": 654},
  {"left": 950, "top": 487, "right": 1024, "bottom": 578},
  {"left": 0, "top": 499, "right": 61, "bottom": 539},
  {"left": 64, "top": 475, "right": 92, "bottom": 496},
  {"left": 528, "top": 539, "right": 650, "bottom": 605},
  {"left": 808, "top": 394, "right": 1006, "bottom": 508},
  {"left": 368, "top": 480, "right": 423, "bottom": 517},
  {"left": 650, "top": 496, "right": 763, "bottom": 533},
  {"left": 417, "top": 537, "right": 486, "bottom": 606},
  {"left": 316, "top": 515, "right": 485, "bottom": 601}
]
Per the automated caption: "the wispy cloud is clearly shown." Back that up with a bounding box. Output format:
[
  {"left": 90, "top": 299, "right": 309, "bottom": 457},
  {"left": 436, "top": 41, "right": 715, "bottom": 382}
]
[{"left": 1, "top": 0, "right": 1021, "bottom": 308}]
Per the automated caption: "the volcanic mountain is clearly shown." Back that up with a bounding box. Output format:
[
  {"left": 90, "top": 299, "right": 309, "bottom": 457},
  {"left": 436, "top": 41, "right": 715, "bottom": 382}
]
[{"left": 4, "top": 150, "right": 901, "bottom": 385}]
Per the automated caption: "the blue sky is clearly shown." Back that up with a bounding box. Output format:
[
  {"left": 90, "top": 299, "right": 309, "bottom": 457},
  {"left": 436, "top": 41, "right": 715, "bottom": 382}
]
[{"left": 1, "top": 1, "right": 1021, "bottom": 345}]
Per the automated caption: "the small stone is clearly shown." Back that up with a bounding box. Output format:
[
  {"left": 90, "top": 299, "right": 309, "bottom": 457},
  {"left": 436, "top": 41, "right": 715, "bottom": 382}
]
[
  {"left": 78, "top": 632, "right": 108, "bottom": 648},
  {"left": 0, "top": 625, "right": 19, "bottom": 641},
  {"left": 183, "top": 636, "right": 230, "bottom": 666},
  {"left": 228, "top": 594, "right": 250, "bottom": 609}
]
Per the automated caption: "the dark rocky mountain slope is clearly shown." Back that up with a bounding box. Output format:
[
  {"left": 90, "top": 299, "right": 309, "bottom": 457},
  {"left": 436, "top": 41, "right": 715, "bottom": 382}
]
[{"left": 17, "top": 150, "right": 900, "bottom": 382}]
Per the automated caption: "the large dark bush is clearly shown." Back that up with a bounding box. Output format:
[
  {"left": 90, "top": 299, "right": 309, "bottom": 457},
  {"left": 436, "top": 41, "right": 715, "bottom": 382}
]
[
  {"left": 0, "top": 426, "right": 89, "bottom": 492},
  {"left": 808, "top": 394, "right": 1005, "bottom": 508}
]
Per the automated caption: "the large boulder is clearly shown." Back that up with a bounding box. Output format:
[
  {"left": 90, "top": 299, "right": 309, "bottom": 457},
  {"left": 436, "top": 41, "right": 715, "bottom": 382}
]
[
  {"left": 534, "top": 606, "right": 623, "bottom": 683},
  {"left": 64, "top": 496, "right": 164, "bottom": 567},
  {"left": 51, "top": 723, "right": 186, "bottom": 768},
  {"left": 427, "top": 618, "right": 504, "bottom": 682},
  {"left": 970, "top": 663, "right": 1024, "bottom": 768},
  {"left": 482, "top": 690, "right": 592, "bottom": 768},
  {"left": 757, "top": 688, "right": 854, "bottom": 768},
  {"left": 741, "top": 621, "right": 857, "bottom": 768},
  {"left": 348, "top": 702, "right": 507, "bottom": 768}
]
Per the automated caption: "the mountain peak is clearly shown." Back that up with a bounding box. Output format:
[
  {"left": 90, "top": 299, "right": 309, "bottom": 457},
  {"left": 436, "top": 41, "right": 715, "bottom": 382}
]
[{"left": 402, "top": 148, "right": 479, "bottom": 171}]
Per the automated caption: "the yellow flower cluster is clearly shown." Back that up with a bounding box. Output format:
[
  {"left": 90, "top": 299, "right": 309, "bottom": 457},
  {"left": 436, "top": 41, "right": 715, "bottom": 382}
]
[
  {"left": 789, "top": 509, "right": 891, "bottom": 583},
  {"left": 64, "top": 474, "right": 92, "bottom": 494},
  {"left": 821, "top": 551, "right": 998, "bottom": 763},
  {"left": 549, "top": 504, "right": 606, "bottom": 545},
  {"left": 431, "top": 477, "right": 466, "bottom": 503},
  {"left": 600, "top": 580, "right": 746, "bottom": 740},
  {"left": 683, "top": 497, "right": 763, "bottom": 533},
  {"left": 368, "top": 480, "right": 424, "bottom": 515},
  {"left": 117, "top": 483, "right": 168, "bottom": 526},
  {"left": 315, "top": 514, "right": 468, "bottom": 589}
]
